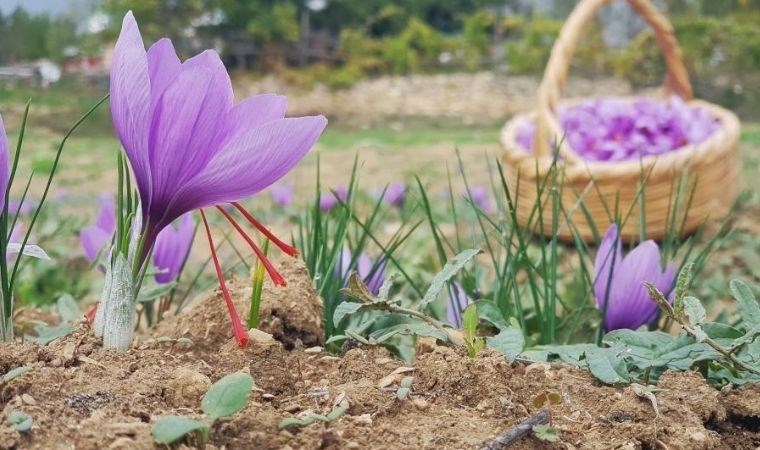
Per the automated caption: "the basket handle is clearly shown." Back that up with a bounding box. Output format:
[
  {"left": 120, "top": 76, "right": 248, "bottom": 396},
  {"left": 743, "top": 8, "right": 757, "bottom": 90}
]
[{"left": 534, "top": 0, "right": 693, "bottom": 160}]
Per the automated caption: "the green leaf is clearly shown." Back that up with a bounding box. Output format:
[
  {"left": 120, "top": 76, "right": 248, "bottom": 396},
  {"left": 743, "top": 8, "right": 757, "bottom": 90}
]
[
  {"left": 333, "top": 301, "right": 365, "bottom": 325},
  {"left": 462, "top": 304, "right": 479, "bottom": 337},
  {"left": 29, "top": 322, "right": 73, "bottom": 346},
  {"left": 585, "top": 346, "right": 630, "bottom": 384},
  {"left": 152, "top": 416, "right": 208, "bottom": 444},
  {"left": 377, "top": 273, "right": 397, "bottom": 302},
  {"left": 6, "top": 410, "right": 32, "bottom": 432},
  {"left": 731, "top": 279, "right": 759, "bottom": 328},
  {"left": 369, "top": 323, "right": 448, "bottom": 344},
  {"left": 683, "top": 296, "right": 706, "bottom": 326},
  {"left": 604, "top": 330, "right": 718, "bottom": 372},
  {"left": 326, "top": 402, "right": 349, "bottom": 421},
  {"left": 2, "top": 365, "right": 32, "bottom": 383},
  {"left": 419, "top": 248, "right": 481, "bottom": 309},
  {"left": 673, "top": 262, "right": 694, "bottom": 316},
  {"left": 532, "top": 424, "right": 559, "bottom": 442},
  {"left": 56, "top": 294, "right": 81, "bottom": 323},
  {"left": 473, "top": 300, "right": 510, "bottom": 330},
  {"left": 486, "top": 327, "right": 525, "bottom": 363},
  {"left": 397, "top": 376, "right": 414, "bottom": 400},
  {"left": 137, "top": 282, "right": 177, "bottom": 303},
  {"left": 201, "top": 372, "right": 254, "bottom": 420}
]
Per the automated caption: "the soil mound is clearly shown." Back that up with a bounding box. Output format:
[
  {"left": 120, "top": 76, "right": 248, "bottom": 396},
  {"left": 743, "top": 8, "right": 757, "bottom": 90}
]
[{"left": 1, "top": 258, "right": 758, "bottom": 449}]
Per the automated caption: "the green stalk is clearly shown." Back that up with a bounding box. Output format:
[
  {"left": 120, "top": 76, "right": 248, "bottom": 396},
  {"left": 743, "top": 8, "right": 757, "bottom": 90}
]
[{"left": 248, "top": 239, "right": 269, "bottom": 329}]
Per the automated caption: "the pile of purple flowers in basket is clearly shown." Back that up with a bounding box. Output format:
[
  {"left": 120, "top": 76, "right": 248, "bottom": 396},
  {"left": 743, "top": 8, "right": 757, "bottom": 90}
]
[{"left": 515, "top": 97, "right": 720, "bottom": 162}]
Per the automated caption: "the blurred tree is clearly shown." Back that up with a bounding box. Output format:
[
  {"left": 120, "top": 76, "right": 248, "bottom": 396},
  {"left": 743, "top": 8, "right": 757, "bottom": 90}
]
[
  {"left": 101, "top": 0, "right": 210, "bottom": 45},
  {"left": 0, "top": 8, "right": 79, "bottom": 64}
]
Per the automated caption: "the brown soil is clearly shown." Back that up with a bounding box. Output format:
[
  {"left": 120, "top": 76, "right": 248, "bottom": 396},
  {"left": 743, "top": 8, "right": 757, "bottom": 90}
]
[{"left": 1, "top": 259, "right": 758, "bottom": 450}]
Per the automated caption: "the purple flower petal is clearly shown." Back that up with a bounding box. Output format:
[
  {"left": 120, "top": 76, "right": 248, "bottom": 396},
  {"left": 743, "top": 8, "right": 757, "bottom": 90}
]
[
  {"left": 80, "top": 225, "right": 112, "bottom": 263},
  {"left": 594, "top": 224, "right": 622, "bottom": 310},
  {"left": 153, "top": 212, "right": 195, "bottom": 284},
  {"left": 320, "top": 186, "right": 347, "bottom": 212},
  {"left": 594, "top": 224, "right": 676, "bottom": 331},
  {"left": 446, "top": 282, "right": 469, "bottom": 328},
  {"left": 110, "top": 12, "right": 152, "bottom": 211},
  {"left": 146, "top": 38, "right": 181, "bottom": 110},
  {"left": 270, "top": 181, "right": 294, "bottom": 207},
  {"left": 172, "top": 116, "right": 327, "bottom": 218},
  {"left": 222, "top": 94, "right": 287, "bottom": 145},
  {"left": 382, "top": 182, "right": 406, "bottom": 208}
]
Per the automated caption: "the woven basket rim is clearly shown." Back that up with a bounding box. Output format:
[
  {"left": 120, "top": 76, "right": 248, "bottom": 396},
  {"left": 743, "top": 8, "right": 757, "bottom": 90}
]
[{"left": 501, "top": 96, "right": 741, "bottom": 180}]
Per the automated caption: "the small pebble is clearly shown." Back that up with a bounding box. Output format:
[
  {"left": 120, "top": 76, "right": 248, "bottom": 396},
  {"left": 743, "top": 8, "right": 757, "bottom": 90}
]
[
  {"left": 262, "top": 393, "right": 275, "bottom": 400},
  {"left": 412, "top": 398, "right": 429, "bottom": 410},
  {"left": 304, "top": 346, "right": 323, "bottom": 353},
  {"left": 21, "top": 394, "right": 36, "bottom": 405}
]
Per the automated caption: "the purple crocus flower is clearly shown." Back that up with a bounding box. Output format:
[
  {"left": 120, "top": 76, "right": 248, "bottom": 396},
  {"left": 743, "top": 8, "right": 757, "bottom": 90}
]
[
  {"left": 320, "top": 186, "right": 348, "bottom": 212},
  {"left": 110, "top": 11, "right": 326, "bottom": 255},
  {"left": 382, "top": 182, "right": 406, "bottom": 208},
  {"left": 337, "top": 246, "right": 386, "bottom": 295},
  {"left": 270, "top": 181, "right": 294, "bottom": 207},
  {"left": 466, "top": 186, "right": 493, "bottom": 213},
  {"left": 109, "top": 12, "right": 326, "bottom": 347},
  {"left": 7, "top": 198, "right": 36, "bottom": 216},
  {"left": 80, "top": 195, "right": 116, "bottom": 263},
  {"left": 446, "top": 282, "right": 469, "bottom": 328},
  {"left": 594, "top": 224, "right": 676, "bottom": 331},
  {"left": 153, "top": 213, "right": 195, "bottom": 284}
]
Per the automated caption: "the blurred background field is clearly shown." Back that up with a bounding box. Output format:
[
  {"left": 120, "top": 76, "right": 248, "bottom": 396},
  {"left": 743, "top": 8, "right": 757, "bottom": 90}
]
[{"left": 0, "top": 0, "right": 757, "bottom": 332}]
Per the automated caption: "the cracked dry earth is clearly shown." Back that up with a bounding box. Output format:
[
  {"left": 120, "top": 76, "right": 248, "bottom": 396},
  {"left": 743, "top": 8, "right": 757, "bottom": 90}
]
[{"left": 1, "top": 258, "right": 759, "bottom": 449}]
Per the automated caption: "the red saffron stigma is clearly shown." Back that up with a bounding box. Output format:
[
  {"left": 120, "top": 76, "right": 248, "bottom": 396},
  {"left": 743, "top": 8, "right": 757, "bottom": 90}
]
[
  {"left": 215, "top": 206, "right": 287, "bottom": 287},
  {"left": 86, "top": 303, "right": 98, "bottom": 325},
  {"left": 231, "top": 202, "right": 299, "bottom": 257},
  {"left": 200, "top": 209, "right": 249, "bottom": 348}
]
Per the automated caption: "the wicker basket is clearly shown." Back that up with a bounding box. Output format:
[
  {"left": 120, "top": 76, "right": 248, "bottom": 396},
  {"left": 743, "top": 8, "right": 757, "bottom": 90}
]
[{"left": 500, "top": 0, "right": 741, "bottom": 242}]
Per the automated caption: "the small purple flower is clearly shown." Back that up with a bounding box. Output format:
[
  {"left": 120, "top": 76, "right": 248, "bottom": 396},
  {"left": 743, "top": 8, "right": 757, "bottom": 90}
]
[
  {"left": 446, "top": 282, "right": 469, "bottom": 328},
  {"left": 270, "top": 181, "right": 294, "bottom": 207},
  {"left": 594, "top": 224, "right": 676, "bottom": 331},
  {"left": 7, "top": 198, "right": 36, "bottom": 216},
  {"left": 466, "top": 186, "right": 493, "bottom": 213},
  {"left": 320, "top": 186, "right": 348, "bottom": 212},
  {"left": 80, "top": 195, "right": 116, "bottom": 263},
  {"left": 382, "top": 182, "right": 406, "bottom": 208},
  {"left": 337, "top": 246, "right": 386, "bottom": 295},
  {"left": 153, "top": 213, "right": 195, "bottom": 284}
]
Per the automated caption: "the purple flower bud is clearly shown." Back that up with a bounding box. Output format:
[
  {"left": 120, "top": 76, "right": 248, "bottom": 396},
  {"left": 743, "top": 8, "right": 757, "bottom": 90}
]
[
  {"left": 446, "top": 282, "right": 469, "bottom": 328},
  {"left": 270, "top": 181, "right": 294, "bottom": 207},
  {"left": 153, "top": 213, "right": 195, "bottom": 284},
  {"left": 320, "top": 186, "right": 348, "bottom": 212},
  {"left": 382, "top": 182, "right": 406, "bottom": 208},
  {"left": 594, "top": 224, "right": 676, "bottom": 331}
]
